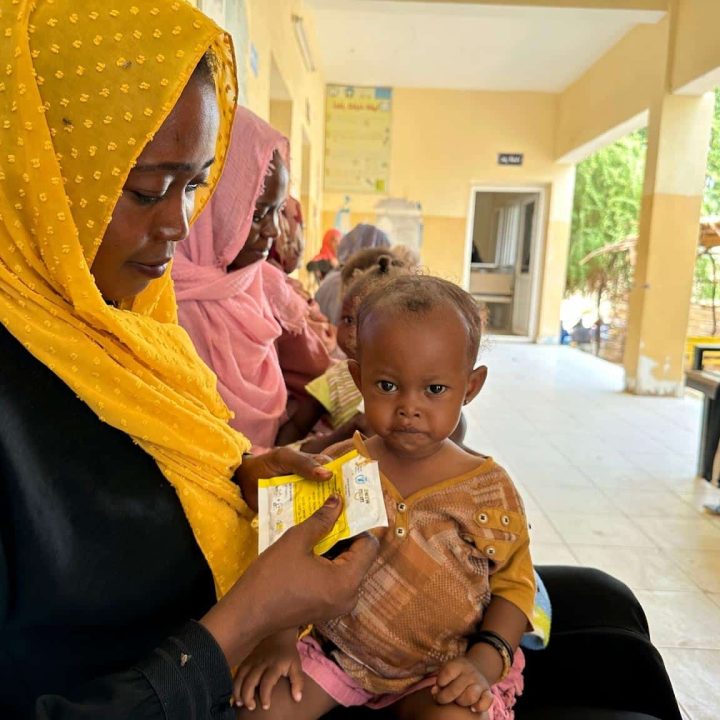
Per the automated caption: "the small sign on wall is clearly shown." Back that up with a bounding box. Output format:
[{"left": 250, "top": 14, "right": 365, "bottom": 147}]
[{"left": 498, "top": 153, "right": 524, "bottom": 166}]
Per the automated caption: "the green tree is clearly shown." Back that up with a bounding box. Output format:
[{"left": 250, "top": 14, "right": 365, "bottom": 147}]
[
  {"left": 697, "top": 89, "right": 720, "bottom": 335},
  {"left": 566, "top": 90, "right": 720, "bottom": 346},
  {"left": 703, "top": 89, "right": 720, "bottom": 217},
  {"left": 566, "top": 129, "right": 647, "bottom": 325},
  {"left": 693, "top": 249, "right": 719, "bottom": 334}
]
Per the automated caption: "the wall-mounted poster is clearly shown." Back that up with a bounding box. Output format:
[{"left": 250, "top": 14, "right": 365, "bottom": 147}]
[
  {"left": 325, "top": 85, "right": 392, "bottom": 194},
  {"left": 198, "top": 0, "right": 226, "bottom": 27}
]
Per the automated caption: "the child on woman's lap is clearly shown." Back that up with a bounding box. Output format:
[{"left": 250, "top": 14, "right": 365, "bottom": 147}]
[{"left": 236, "top": 276, "right": 535, "bottom": 719}]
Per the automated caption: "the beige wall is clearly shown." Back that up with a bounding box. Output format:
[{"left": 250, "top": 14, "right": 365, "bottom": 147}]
[
  {"left": 536, "top": 167, "right": 576, "bottom": 342},
  {"left": 555, "top": 1, "right": 720, "bottom": 162},
  {"left": 672, "top": 0, "right": 720, "bottom": 93},
  {"left": 269, "top": 100, "right": 293, "bottom": 139},
  {"left": 187, "top": 0, "right": 327, "bottom": 255},
  {"left": 236, "top": 1, "right": 327, "bottom": 255},
  {"left": 324, "top": 88, "right": 574, "bottom": 333},
  {"left": 192, "top": 0, "right": 720, "bottom": 350},
  {"left": 555, "top": 19, "right": 668, "bottom": 162}
]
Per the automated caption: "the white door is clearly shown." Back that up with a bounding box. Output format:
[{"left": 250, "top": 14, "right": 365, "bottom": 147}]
[{"left": 512, "top": 199, "right": 537, "bottom": 336}]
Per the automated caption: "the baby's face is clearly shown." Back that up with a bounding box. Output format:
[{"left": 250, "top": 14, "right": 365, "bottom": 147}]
[
  {"left": 354, "top": 304, "right": 481, "bottom": 459},
  {"left": 337, "top": 294, "right": 361, "bottom": 359}
]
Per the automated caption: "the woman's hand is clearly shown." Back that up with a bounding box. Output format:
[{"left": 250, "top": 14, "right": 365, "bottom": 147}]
[
  {"left": 200, "top": 495, "right": 379, "bottom": 668},
  {"left": 236, "top": 447, "right": 333, "bottom": 512}
]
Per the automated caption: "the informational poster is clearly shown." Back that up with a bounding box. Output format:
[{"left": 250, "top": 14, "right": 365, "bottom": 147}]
[{"left": 325, "top": 85, "right": 392, "bottom": 194}]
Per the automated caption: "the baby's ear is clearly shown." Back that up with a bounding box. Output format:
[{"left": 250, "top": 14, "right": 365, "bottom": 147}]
[
  {"left": 464, "top": 365, "right": 487, "bottom": 405},
  {"left": 348, "top": 359, "right": 362, "bottom": 391}
]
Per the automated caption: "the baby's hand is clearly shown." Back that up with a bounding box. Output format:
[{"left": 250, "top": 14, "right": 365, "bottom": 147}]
[
  {"left": 233, "top": 630, "right": 303, "bottom": 711},
  {"left": 432, "top": 656, "right": 494, "bottom": 717}
]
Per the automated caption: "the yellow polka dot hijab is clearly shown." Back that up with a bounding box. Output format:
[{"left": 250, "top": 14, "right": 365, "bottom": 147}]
[{"left": 0, "top": 0, "right": 257, "bottom": 597}]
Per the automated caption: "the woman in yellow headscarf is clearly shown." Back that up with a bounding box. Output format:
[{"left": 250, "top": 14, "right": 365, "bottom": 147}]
[{"left": 0, "top": 1, "right": 377, "bottom": 716}]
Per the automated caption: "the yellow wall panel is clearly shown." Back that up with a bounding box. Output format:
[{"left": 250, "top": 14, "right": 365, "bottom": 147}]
[
  {"left": 321, "top": 87, "right": 575, "bottom": 339},
  {"left": 326, "top": 88, "right": 561, "bottom": 220},
  {"left": 555, "top": 19, "right": 667, "bottom": 162},
  {"left": 672, "top": 0, "right": 720, "bottom": 93},
  {"left": 243, "top": 0, "right": 327, "bottom": 254}
]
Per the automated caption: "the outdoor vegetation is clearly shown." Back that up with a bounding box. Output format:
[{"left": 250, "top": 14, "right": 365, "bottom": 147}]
[
  {"left": 566, "top": 127, "right": 646, "bottom": 315},
  {"left": 565, "top": 88, "right": 720, "bottom": 360}
]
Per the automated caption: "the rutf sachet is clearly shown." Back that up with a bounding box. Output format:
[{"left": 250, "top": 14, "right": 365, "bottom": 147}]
[{"left": 258, "top": 450, "right": 388, "bottom": 555}]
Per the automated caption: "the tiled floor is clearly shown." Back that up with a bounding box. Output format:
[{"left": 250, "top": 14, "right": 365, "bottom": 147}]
[{"left": 463, "top": 342, "right": 720, "bottom": 719}]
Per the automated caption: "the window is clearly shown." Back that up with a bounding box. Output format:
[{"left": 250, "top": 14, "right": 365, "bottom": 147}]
[{"left": 495, "top": 206, "right": 520, "bottom": 267}]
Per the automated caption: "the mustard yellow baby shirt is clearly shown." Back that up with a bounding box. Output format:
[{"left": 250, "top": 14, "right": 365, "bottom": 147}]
[{"left": 317, "top": 435, "right": 536, "bottom": 695}]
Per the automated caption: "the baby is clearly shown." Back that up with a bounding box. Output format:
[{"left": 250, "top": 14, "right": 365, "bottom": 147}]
[
  {"left": 237, "top": 275, "right": 535, "bottom": 720},
  {"left": 279, "top": 251, "right": 409, "bottom": 453}
]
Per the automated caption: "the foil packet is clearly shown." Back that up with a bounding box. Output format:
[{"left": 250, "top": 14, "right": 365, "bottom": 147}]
[{"left": 258, "top": 450, "right": 388, "bottom": 555}]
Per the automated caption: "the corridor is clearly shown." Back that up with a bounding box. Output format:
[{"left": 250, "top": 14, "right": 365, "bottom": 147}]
[{"left": 465, "top": 343, "right": 720, "bottom": 719}]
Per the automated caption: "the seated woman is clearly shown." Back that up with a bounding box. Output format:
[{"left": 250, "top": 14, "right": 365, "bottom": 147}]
[
  {"left": 270, "top": 195, "right": 338, "bottom": 367},
  {"left": 0, "top": 2, "right": 377, "bottom": 716},
  {"left": 307, "top": 228, "right": 342, "bottom": 284},
  {"left": 270, "top": 196, "right": 305, "bottom": 276},
  {"left": 173, "top": 109, "right": 330, "bottom": 453},
  {"left": 0, "top": 4, "right": 682, "bottom": 719}
]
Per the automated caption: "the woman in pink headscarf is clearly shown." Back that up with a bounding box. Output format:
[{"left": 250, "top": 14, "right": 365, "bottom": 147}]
[
  {"left": 268, "top": 197, "right": 337, "bottom": 358},
  {"left": 173, "top": 108, "right": 330, "bottom": 453},
  {"left": 268, "top": 196, "right": 304, "bottom": 276}
]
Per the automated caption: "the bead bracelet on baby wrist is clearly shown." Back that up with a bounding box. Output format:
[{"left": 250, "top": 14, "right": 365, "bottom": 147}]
[{"left": 472, "top": 630, "right": 514, "bottom": 680}]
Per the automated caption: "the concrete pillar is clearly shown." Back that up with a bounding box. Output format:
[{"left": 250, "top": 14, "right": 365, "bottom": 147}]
[
  {"left": 536, "top": 166, "right": 576, "bottom": 343},
  {"left": 623, "top": 91, "right": 714, "bottom": 395}
]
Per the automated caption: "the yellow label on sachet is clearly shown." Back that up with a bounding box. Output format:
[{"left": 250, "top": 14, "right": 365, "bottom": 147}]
[
  {"left": 287, "top": 458, "right": 351, "bottom": 554},
  {"left": 257, "top": 449, "right": 388, "bottom": 555}
]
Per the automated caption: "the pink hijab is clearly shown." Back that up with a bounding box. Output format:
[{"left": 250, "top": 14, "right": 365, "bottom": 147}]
[{"left": 173, "top": 108, "right": 307, "bottom": 452}]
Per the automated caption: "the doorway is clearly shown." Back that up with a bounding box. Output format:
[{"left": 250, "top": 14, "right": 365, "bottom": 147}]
[{"left": 465, "top": 188, "right": 543, "bottom": 338}]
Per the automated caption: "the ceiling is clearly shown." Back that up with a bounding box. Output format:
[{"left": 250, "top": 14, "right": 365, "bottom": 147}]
[{"left": 305, "top": 0, "right": 665, "bottom": 92}]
